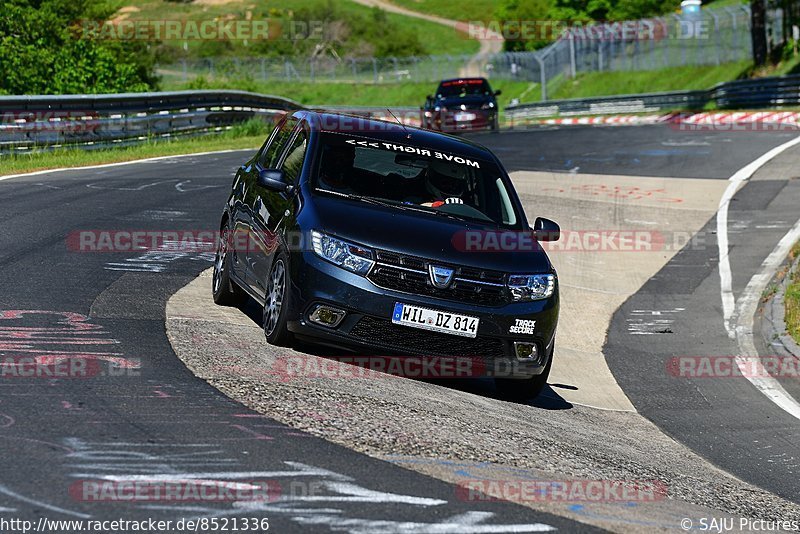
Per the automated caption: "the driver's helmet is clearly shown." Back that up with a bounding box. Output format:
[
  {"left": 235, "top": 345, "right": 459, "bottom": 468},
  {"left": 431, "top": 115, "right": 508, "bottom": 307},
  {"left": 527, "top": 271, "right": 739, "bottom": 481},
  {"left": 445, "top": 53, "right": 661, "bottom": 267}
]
[{"left": 426, "top": 160, "right": 467, "bottom": 199}]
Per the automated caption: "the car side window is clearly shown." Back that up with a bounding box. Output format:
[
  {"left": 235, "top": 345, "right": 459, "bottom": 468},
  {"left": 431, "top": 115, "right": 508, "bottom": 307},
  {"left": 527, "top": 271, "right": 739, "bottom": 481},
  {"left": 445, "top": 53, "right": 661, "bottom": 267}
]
[
  {"left": 258, "top": 117, "right": 297, "bottom": 169},
  {"left": 278, "top": 130, "right": 308, "bottom": 184}
]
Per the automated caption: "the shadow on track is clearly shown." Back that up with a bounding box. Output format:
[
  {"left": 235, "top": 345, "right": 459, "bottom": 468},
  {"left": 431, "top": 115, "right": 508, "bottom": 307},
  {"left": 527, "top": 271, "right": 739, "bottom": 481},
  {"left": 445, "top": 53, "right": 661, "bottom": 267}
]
[{"left": 236, "top": 297, "right": 573, "bottom": 410}]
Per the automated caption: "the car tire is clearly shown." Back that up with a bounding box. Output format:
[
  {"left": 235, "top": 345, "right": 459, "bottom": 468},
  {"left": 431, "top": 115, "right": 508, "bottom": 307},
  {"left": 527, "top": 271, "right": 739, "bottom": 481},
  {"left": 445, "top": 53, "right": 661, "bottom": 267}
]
[
  {"left": 212, "top": 220, "right": 248, "bottom": 307},
  {"left": 495, "top": 345, "right": 553, "bottom": 400},
  {"left": 263, "top": 251, "right": 293, "bottom": 347},
  {"left": 490, "top": 115, "right": 499, "bottom": 132}
]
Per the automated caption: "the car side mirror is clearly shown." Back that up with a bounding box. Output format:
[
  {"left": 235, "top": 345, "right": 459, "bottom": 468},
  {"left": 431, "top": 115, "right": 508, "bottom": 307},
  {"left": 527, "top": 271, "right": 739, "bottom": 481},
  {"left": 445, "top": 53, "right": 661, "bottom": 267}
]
[
  {"left": 258, "top": 169, "right": 289, "bottom": 192},
  {"left": 532, "top": 217, "right": 560, "bottom": 242},
  {"left": 494, "top": 89, "right": 502, "bottom": 96}
]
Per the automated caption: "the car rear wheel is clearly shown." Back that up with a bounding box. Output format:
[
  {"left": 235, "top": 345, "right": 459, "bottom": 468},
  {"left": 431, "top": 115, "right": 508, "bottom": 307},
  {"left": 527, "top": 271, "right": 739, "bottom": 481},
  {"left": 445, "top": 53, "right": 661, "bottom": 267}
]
[
  {"left": 263, "top": 252, "right": 293, "bottom": 346},
  {"left": 495, "top": 346, "right": 553, "bottom": 400},
  {"left": 212, "top": 221, "right": 248, "bottom": 307}
]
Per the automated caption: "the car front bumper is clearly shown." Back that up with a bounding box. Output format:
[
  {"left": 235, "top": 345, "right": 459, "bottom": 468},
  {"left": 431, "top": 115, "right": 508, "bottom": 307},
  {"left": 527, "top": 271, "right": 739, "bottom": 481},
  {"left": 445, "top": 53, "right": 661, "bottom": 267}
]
[
  {"left": 423, "top": 110, "right": 496, "bottom": 132},
  {"left": 285, "top": 252, "right": 558, "bottom": 379}
]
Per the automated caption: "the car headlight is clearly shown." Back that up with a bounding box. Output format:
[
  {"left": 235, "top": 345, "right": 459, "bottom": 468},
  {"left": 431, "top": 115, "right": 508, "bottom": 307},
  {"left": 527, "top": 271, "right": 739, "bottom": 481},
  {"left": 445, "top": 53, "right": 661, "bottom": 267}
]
[
  {"left": 507, "top": 273, "right": 556, "bottom": 301},
  {"left": 311, "top": 231, "right": 374, "bottom": 276},
  {"left": 481, "top": 102, "right": 495, "bottom": 110}
]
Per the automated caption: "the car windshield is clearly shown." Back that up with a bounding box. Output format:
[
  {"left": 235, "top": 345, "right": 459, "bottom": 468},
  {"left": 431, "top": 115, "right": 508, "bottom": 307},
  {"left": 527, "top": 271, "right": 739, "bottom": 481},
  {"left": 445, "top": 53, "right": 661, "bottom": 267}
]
[
  {"left": 436, "top": 79, "right": 492, "bottom": 98},
  {"left": 312, "top": 133, "right": 521, "bottom": 228}
]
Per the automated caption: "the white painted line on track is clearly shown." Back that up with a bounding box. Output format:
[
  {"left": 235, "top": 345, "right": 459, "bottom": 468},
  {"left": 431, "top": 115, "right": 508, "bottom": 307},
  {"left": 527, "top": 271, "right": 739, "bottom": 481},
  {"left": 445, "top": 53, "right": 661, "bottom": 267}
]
[
  {"left": 714, "top": 135, "right": 800, "bottom": 421},
  {"left": 0, "top": 148, "right": 258, "bottom": 182},
  {"left": 717, "top": 135, "right": 800, "bottom": 338},
  {"left": 734, "top": 216, "right": 800, "bottom": 422}
]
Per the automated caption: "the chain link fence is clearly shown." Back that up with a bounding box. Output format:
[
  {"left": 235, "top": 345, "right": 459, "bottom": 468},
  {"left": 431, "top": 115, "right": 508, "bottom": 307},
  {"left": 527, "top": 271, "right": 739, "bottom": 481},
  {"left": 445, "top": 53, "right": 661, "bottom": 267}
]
[{"left": 157, "top": 6, "right": 785, "bottom": 102}]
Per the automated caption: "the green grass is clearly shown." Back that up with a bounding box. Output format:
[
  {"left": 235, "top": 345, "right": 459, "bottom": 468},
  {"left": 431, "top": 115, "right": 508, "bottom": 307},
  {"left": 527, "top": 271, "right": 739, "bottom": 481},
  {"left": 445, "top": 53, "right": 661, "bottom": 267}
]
[
  {"left": 165, "top": 78, "right": 535, "bottom": 108},
  {"left": 704, "top": 0, "right": 748, "bottom": 7},
  {"left": 784, "top": 241, "right": 800, "bottom": 344},
  {"left": 117, "top": 0, "right": 478, "bottom": 58},
  {"left": 0, "top": 77, "right": 540, "bottom": 176},
  {"left": 0, "top": 119, "right": 271, "bottom": 176},
  {"left": 383, "top": 0, "right": 498, "bottom": 22},
  {"left": 547, "top": 61, "right": 752, "bottom": 100}
]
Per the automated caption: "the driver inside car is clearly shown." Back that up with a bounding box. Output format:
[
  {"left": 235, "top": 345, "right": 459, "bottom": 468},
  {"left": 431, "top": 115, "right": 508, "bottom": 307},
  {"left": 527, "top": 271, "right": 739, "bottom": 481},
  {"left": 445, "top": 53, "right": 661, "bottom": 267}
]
[{"left": 420, "top": 160, "right": 467, "bottom": 208}]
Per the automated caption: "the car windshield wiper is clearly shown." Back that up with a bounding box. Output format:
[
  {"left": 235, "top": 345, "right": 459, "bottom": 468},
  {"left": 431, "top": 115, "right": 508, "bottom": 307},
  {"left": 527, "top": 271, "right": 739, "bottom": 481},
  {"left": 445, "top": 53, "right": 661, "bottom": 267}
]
[{"left": 322, "top": 190, "right": 501, "bottom": 226}]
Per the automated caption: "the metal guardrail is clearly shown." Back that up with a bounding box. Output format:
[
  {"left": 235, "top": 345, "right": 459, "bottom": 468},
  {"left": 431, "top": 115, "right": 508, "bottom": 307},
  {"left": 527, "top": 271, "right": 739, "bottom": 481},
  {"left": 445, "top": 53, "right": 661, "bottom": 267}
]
[
  {"left": 712, "top": 75, "right": 800, "bottom": 109},
  {"left": 318, "top": 106, "right": 422, "bottom": 126},
  {"left": 0, "top": 91, "right": 303, "bottom": 153},
  {"left": 506, "top": 74, "right": 800, "bottom": 122},
  {"left": 4, "top": 74, "right": 800, "bottom": 153}
]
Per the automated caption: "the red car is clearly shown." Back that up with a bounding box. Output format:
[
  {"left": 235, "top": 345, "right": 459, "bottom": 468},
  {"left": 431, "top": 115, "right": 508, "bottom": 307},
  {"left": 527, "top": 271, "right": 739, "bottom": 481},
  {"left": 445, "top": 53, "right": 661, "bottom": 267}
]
[{"left": 421, "top": 78, "right": 501, "bottom": 133}]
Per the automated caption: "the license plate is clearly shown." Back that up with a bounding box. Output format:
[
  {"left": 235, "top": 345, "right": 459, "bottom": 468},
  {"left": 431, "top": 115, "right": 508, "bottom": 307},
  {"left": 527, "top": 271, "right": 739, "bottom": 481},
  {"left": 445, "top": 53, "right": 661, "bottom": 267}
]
[
  {"left": 392, "top": 303, "right": 479, "bottom": 338},
  {"left": 454, "top": 112, "right": 476, "bottom": 122}
]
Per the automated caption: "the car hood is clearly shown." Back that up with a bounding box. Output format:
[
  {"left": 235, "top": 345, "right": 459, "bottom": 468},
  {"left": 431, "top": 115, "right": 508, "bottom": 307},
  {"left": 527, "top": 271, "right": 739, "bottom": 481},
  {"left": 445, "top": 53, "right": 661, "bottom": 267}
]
[{"left": 307, "top": 195, "right": 552, "bottom": 274}]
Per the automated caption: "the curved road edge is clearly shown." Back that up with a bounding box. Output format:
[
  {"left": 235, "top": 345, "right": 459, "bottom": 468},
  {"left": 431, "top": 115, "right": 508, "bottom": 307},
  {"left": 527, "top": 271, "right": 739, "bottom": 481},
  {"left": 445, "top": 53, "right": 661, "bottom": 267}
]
[{"left": 165, "top": 268, "right": 800, "bottom": 531}]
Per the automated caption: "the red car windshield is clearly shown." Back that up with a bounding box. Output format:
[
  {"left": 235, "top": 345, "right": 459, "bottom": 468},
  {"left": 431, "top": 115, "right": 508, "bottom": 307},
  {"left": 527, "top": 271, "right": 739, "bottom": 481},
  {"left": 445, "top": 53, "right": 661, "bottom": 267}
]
[{"left": 436, "top": 79, "right": 492, "bottom": 98}]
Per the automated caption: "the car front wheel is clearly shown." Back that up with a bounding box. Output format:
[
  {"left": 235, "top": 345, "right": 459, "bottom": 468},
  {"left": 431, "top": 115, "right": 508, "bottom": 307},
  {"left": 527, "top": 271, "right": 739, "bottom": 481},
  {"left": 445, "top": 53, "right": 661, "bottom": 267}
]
[
  {"left": 495, "top": 345, "right": 553, "bottom": 400},
  {"left": 263, "top": 252, "right": 293, "bottom": 346}
]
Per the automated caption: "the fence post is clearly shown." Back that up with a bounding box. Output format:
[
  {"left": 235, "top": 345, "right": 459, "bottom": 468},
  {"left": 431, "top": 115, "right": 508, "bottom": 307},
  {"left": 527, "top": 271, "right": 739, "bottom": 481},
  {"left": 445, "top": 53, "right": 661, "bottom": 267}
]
[
  {"left": 725, "top": 8, "right": 738, "bottom": 61},
  {"left": 598, "top": 41, "right": 604, "bottom": 71},
  {"left": 534, "top": 54, "right": 547, "bottom": 101},
  {"left": 569, "top": 33, "right": 576, "bottom": 78},
  {"left": 710, "top": 11, "right": 722, "bottom": 65}
]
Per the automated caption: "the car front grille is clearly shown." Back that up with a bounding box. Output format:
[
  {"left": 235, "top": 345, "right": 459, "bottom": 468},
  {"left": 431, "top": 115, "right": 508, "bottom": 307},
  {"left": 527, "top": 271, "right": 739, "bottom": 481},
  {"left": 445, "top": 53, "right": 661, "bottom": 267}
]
[
  {"left": 366, "top": 250, "right": 508, "bottom": 306},
  {"left": 349, "top": 316, "right": 506, "bottom": 360}
]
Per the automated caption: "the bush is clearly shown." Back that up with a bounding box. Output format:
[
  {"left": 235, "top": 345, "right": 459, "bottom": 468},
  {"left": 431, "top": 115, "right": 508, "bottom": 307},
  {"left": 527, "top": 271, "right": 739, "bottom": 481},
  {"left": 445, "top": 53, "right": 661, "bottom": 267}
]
[{"left": 0, "top": 0, "right": 159, "bottom": 94}]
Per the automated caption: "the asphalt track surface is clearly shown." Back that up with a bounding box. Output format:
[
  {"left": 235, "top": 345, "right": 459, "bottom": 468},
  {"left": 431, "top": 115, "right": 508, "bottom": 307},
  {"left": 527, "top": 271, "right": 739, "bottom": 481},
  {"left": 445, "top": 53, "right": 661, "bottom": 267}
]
[
  {"left": 0, "top": 153, "right": 595, "bottom": 532},
  {"left": 0, "top": 123, "right": 798, "bottom": 530},
  {"left": 474, "top": 125, "right": 800, "bottom": 503}
]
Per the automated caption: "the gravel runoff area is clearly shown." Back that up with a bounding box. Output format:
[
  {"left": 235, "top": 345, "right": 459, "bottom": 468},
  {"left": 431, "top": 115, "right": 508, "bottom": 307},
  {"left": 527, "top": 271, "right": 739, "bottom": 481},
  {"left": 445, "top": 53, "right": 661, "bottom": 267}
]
[{"left": 167, "top": 270, "right": 800, "bottom": 533}]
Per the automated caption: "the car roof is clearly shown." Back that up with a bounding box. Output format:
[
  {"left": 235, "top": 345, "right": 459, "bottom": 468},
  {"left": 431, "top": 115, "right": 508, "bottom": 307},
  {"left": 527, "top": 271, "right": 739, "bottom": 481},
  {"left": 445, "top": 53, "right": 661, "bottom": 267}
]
[{"left": 297, "top": 110, "right": 497, "bottom": 162}]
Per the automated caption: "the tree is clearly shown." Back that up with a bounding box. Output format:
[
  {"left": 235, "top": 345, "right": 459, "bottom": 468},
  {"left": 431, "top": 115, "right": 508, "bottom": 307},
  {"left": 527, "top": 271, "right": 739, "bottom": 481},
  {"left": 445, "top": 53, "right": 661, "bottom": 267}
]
[
  {"left": 0, "top": 0, "right": 158, "bottom": 95},
  {"left": 751, "top": 0, "right": 768, "bottom": 66}
]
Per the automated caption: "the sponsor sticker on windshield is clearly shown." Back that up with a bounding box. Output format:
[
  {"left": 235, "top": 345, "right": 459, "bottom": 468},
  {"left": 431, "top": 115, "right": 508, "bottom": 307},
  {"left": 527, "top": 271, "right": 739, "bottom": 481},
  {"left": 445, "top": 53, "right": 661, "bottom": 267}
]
[{"left": 344, "top": 139, "right": 481, "bottom": 168}]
